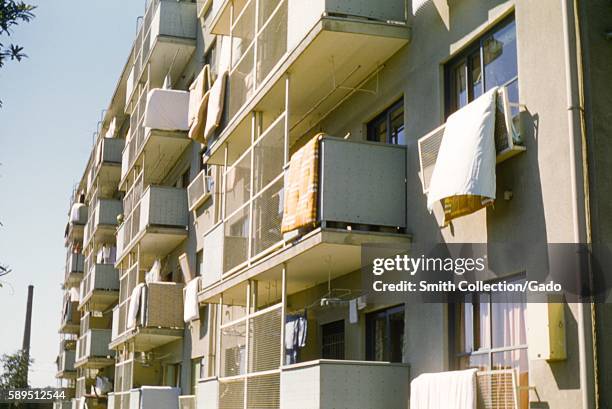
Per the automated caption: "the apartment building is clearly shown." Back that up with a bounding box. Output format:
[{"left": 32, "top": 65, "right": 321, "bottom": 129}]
[{"left": 55, "top": 0, "right": 612, "bottom": 408}]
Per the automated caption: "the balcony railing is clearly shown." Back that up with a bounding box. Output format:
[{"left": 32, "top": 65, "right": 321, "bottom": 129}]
[
  {"left": 83, "top": 199, "right": 123, "bottom": 248},
  {"left": 187, "top": 170, "right": 214, "bottom": 211},
  {"left": 56, "top": 349, "right": 76, "bottom": 378},
  {"left": 65, "top": 205, "right": 88, "bottom": 244},
  {"left": 281, "top": 360, "right": 410, "bottom": 408},
  {"left": 206, "top": 0, "right": 410, "bottom": 157},
  {"left": 202, "top": 136, "right": 407, "bottom": 285},
  {"left": 110, "top": 282, "right": 184, "bottom": 351},
  {"left": 75, "top": 329, "right": 114, "bottom": 365},
  {"left": 116, "top": 186, "right": 188, "bottom": 262},
  {"left": 125, "top": 0, "right": 197, "bottom": 107},
  {"left": 59, "top": 301, "right": 80, "bottom": 334},
  {"left": 79, "top": 264, "right": 120, "bottom": 311},
  {"left": 87, "top": 137, "right": 125, "bottom": 194},
  {"left": 64, "top": 251, "right": 84, "bottom": 287},
  {"left": 127, "top": 387, "right": 181, "bottom": 409}
]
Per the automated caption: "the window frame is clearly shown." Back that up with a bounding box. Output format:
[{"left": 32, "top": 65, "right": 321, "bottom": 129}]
[
  {"left": 450, "top": 274, "right": 528, "bottom": 372},
  {"left": 320, "top": 319, "right": 345, "bottom": 360},
  {"left": 366, "top": 98, "right": 405, "bottom": 145},
  {"left": 444, "top": 14, "right": 518, "bottom": 118},
  {"left": 365, "top": 304, "right": 405, "bottom": 363}
]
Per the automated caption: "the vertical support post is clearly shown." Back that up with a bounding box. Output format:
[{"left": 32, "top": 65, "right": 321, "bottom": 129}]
[
  {"left": 222, "top": 143, "right": 228, "bottom": 221},
  {"left": 279, "top": 263, "right": 287, "bottom": 367},
  {"left": 215, "top": 293, "right": 223, "bottom": 378},
  {"left": 284, "top": 75, "right": 291, "bottom": 166},
  {"left": 253, "top": 0, "right": 260, "bottom": 90},
  {"left": 248, "top": 112, "right": 256, "bottom": 262},
  {"left": 244, "top": 281, "right": 251, "bottom": 409}
]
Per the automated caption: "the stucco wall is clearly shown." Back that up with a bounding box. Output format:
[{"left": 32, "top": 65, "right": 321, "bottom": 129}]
[{"left": 308, "top": 0, "right": 590, "bottom": 407}]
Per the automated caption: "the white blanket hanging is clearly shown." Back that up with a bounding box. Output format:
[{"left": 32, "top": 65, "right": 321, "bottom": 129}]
[
  {"left": 410, "top": 369, "right": 478, "bottom": 409},
  {"left": 426, "top": 87, "right": 498, "bottom": 224}
]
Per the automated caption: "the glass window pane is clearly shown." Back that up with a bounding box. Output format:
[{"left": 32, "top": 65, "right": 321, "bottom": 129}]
[
  {"left": 367, "top": 117, "right": 387, "bottom": 143},
  {"left": 483, "top": 20, "right": 518, "bottom": 90},
  {"left": 390, "top": 104, "right": 405, "bottom": 145},
  {"left": 474, "top": 293, "right": 491, "bottom": 350},
  {"left": 467, "top": 352, "right": 489, "bottom": 370},
  {"left": 454, "top": 62, "right": 468, "bottom": 110},
  {"left": 388, "top": 309, "right": 405, "bottom": 362},
  {"left": 470, "top": 51, "right": 483, "bottom": 100},
  {"left": 491, "top": 278, "right": 527, "bottom": 348}
]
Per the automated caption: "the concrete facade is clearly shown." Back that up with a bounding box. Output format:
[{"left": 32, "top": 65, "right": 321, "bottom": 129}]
[{"left": 55, "top": 0, "right": 611, "bottom": 408}]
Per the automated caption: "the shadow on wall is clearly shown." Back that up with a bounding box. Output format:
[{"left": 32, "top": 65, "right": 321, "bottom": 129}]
[{"left": 487, "top": 109, "right": 582, "bottom": 401}]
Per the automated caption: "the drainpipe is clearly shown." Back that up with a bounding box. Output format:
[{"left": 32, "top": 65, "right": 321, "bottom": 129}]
[{"left": 560, "top": 0, "right": 595, "bottom": 408}]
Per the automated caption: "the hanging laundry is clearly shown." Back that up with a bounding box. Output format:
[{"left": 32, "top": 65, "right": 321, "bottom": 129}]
[
  {"left": 349, "top": 299, "right": 358, "bottom": 324},
  {"left": 127, "top": 283, "right": 146, "bottom": 329},
  {"left": 281, "top": 134, "right": 322, "bottom": 233},
  {"left": 427, "top": 88, "right": 498, "bottom": 225},
  {"left": 285, "top": 312, "right": 308, "bottom": 364}
]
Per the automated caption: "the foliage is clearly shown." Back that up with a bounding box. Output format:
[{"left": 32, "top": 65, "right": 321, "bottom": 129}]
[
  {"left": 0, "top": 0, "right": 35, "bottom": 68},
  {"left": 0, "top": 350, "right": 32, "bottom": 389}
]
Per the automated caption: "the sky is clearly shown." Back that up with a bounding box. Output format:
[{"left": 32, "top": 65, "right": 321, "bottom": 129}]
[{"left": 0, "top": 1, "right": 143, "bottom": 387}]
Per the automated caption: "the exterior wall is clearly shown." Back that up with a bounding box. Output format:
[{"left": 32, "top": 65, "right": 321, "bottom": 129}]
[
  {"left": 311, "top": 0, "right": 592, "bottom": 407},
  {"left": 57, "top": 0, "right": 611, "bottom": 406}
]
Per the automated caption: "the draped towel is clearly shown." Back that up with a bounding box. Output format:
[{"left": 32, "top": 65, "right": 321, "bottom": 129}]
[{"left": 281, "top": 134, "right": 322, "bottom": 233}]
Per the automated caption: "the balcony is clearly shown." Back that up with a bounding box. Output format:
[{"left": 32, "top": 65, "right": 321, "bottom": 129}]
[
  {"left": 125, "top": 0, "right": 197, "bottom": 107},
  {"left": 206, "top": 0, "right": 410, "bottom": 161},
  {"left": 118, "top": 387, "right": 180, "bottom": 409},
  {"left": 196, "top": 360, "right": 409, "bottom": 409},
  {"left": 83, "top": 199, "right": 123, "bottom": 248},
  {"left": 281, "top": 360, "right": 410, "bottom": 408},
  {"left": 187, "top": 170, "right": 214, "bottom": 211},
  {"left": 56, "top": 349, "right": 76, "bottom": 379},
  {"left": 116, "top": 186, "right": 188, "bottom": 263},
  {"left": 110, "top": 282, "right": 184, "bottom": 351},
  {"left": 120, "top": 125, "right": 190, "bottom": 190},
  {"left": 64, "top": 250, "right": 84, "bottom": 288},
  {"left": 75, "top": 329, "right": 115, "bottom": 369},
  {"left": 79, "top": 264, "right": 120, "bottom": 312},
  {"left": 87, "top": 137, "right": 125, "bottom": 197},
  {"left": 65, "top": 205, "right": 88, "bottom": 245},
  {"left": 59, "top": 301, "right": 80, "bottom": 334},
  {"left": 199, "top": 137, "right": 409, "bottom": 299}
]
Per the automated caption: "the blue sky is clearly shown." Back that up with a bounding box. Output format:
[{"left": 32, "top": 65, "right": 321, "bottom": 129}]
[{"left": 0, "top": 1, "right": 143, "bottom": 387}]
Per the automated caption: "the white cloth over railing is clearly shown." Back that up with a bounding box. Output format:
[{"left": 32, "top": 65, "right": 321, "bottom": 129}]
[{"left": 410, "top": 368, "right": 478, "bottom": 409}]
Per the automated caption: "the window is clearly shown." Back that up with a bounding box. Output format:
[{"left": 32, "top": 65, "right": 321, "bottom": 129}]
[
  {"left": 321, "top": 320, "right": 345, "bottom": 360},
  {"left": 452, "top": 275, "right": 528, "bottom": 409},
  {"left": 446, "top": 16, "right": 518, "bottom": 117},
  {"left": 367, "top": 99, "right": 405, "bottom": 145},
  {"left": 366, "top": 305, "right": 405, "bottom": 363}
]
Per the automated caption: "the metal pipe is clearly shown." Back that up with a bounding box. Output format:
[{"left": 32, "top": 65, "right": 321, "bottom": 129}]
[{"left": 560, "top": 0, "right": 594, "bottom": 408}]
